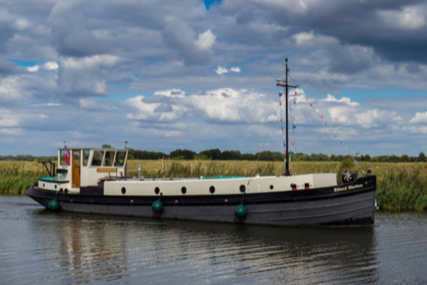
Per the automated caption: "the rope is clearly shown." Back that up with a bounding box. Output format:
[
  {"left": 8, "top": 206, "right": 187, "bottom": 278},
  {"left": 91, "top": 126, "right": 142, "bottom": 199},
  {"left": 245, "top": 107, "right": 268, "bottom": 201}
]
[
  {"left": 277, "top": 86, "right": 286, "bottom": 158},
  {"left": 287, "top": 73, "right": 366, "bottom": 175},
  {"left": 289, "top": 89, "right": 297, "bottom": 154}
]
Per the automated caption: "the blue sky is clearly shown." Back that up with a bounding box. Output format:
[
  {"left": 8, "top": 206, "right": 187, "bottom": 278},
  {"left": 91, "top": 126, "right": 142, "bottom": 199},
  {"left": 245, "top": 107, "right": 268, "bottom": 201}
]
[{"left": 1, "top": 0, "right": 427, "bottom": 156}]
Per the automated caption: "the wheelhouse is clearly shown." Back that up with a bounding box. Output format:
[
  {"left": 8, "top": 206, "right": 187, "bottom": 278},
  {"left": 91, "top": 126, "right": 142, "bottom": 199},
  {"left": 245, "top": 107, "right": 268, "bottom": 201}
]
[{"left": 38, "top": 148, "right": 128, "bottom": 193}]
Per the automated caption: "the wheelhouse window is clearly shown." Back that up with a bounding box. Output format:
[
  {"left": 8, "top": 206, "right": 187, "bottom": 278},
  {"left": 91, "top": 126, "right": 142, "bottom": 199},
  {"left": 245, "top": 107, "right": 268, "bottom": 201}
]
[
  {"left": 60, "top": 149, "right": 71, "bottom": 166},
  {"left": 83, "top": 150, "right": 90, "bottom": 166},
  {"left": 103, "top": 151, "right": 115, "bottom": 167},
  {"left": 114, "top": 151, "right": 126, "bottom": 166},
  {"left": 91, "top": 150, "right": 104, "bottom": 166}
]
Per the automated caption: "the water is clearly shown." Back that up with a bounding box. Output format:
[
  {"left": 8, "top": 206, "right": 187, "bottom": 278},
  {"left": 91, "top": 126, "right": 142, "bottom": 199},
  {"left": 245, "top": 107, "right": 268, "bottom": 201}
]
[{"left": 1, "top": 195, "right": 426, "bottom": 285}]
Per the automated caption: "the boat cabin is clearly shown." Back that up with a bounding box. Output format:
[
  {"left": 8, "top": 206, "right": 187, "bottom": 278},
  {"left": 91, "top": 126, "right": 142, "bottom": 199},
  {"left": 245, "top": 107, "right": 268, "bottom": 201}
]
[{"left": 38, "top": 148, "right": 128, "bottom": 193}]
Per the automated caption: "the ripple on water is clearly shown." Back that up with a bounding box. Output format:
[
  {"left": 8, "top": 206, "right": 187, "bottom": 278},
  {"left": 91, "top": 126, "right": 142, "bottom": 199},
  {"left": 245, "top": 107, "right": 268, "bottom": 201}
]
[{"left": 1, "top": 196, "right": 427, "bottom": 284}]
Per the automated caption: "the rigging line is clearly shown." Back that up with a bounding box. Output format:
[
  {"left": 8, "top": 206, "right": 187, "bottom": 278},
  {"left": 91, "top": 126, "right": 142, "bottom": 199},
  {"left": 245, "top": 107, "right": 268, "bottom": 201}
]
[
  {"left": 247, "top": 101, "right": 281, "bottom": 186},
  {"left": 286, "top": 73, "right": 365, "bottom": 174},
  {"left": 301, "top": 89, "right": 366, "bottom": 175},
  {"left": 278, "top": 86, "right": 286, "bottom": 162},
  {"left": 289, "top": 89, "right": 297, "bottom": 154}
]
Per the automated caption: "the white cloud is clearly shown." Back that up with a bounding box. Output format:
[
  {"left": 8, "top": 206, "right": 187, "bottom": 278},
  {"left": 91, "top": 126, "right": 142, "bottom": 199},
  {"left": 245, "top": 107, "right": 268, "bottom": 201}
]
[
  {"left": 410, "top": 111, "right": 427, "bottom": 124},
  {"left": 321, "top": 94, "right": 359, "bottom": 106},
  {"left": 196, "top": 29, "right": 216, "bottom": 50},
  {"left": 380, "top": 6, "right": 426, "bottom": 30},
  {"left": 0, "top": 76, "right": 32, "bottom": 102},
  {"left": 126, "top": 88, "right": 276, "bottom": 124},
  {"left": 250, "top": 0, "right": 308, "bottom": 14},
  {"left": 355, "top": 109, "right": 396, "bottom": 128},
  {"left": 125, "top": 95, "right": 162, "bottom": 120},
  {"left": 30, "top": 103, "right": 61, "bottom": 107},
  {"left": 125, "top": 92, "right": 187, "bottom": 122},
  {"left": 43, "top": 61, "right": 59, "bottom": 70},
  {"left": 215, "top": 66, "right": 228, "bottom": 75},
  {"left": 293, "top": 31, "right": 338, "bottom": 46},
  {"left": 189, "top": 88, "right": 275, "bottom": 122},
  {"left": 328, "top": 107, "right": 354, "bottom": 125},
  {"left": 27, "top": 65, "right": 40, "bottom": 72},
  {"left": 154, "top": 89, "right": 186, "bottom": 98},
  {"left": 230, "top": 67, "right": 241, "bottom": 73},
  {"left": 78, "top": 98, "right": 117, "bottom": 111},
  {"left": 0, "top": 128, "right": 23, "bottom": 136},
  {"left": 409, "top": 126, "right": 427, "bottom": 134},
  {"left": 61, "top": 55, "right": 120, "bottom": 69},
  {"left": 0, "top": 109, "right": 19, "bottom": 127},
  {"left": 294, "top": 31, "right": 314, "bottom": 45},
  {"left": 13, "top": 18, "right": 29, "bottom": 30}
]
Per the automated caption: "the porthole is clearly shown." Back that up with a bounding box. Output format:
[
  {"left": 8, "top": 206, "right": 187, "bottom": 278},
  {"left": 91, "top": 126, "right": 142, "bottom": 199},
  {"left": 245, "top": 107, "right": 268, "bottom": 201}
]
[
  {"left": 270, "top": 185, "right": 274, "bottom": 190},
  {"left": 121, "top": 187, "right": 126, "bottom": 194},
  {"left": 239, "top": 185, "right": 246, "bottom": 193},
  {"left": 43, "top": 183, "right": 45, "bottom": 187},
  {"left": 209, "top": 186, "right": 215, "bottom": 194},
  {"left": 181, "top": 187, "right": 187, "bottom": 194},
  {"left": 155, "top": 187, "right": 160, "bottom": 194},
  {"left": 54, "top": 185, "right": 57, "bottom": 189}
]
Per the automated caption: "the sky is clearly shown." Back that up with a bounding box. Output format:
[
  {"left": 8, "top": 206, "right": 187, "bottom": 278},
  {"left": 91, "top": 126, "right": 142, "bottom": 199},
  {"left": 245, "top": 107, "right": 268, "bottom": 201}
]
[{"left": 1, "top": 0, "right": 427, "bottom": 156}]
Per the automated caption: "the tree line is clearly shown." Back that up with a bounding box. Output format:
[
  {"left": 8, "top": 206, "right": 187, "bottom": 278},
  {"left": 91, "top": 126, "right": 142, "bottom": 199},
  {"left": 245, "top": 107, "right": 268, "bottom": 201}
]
[
  {"left": 1, "top": 148, "right": 425, "bottom": 163},
  {"left": 126, "top": 148, "right": 427, "bottom": 163}
]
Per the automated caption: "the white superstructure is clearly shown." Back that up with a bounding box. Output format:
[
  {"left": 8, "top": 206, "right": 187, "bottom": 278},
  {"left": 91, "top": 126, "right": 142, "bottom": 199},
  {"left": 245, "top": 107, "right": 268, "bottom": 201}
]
[{"left": 38, "top": 147, "right": 337, "bottom": 196}]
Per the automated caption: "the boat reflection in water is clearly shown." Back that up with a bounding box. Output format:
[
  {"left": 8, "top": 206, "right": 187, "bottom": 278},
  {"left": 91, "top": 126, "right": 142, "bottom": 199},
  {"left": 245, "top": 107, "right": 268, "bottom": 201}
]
[{"left": 30, "top": 210, "right": 379, "bottom": 284}]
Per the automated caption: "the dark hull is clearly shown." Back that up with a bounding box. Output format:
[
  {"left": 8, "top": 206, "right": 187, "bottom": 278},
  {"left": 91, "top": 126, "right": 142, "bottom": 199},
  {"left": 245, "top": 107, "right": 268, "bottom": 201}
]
[{"left": 26, "top": 176, "right": 376, "bottom": 226}]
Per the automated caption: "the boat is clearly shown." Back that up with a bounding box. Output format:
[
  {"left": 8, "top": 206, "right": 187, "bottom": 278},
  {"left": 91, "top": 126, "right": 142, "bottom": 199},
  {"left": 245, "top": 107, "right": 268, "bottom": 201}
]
[{"left": 26, "top": 59, "right": 377, "bottom": 226}]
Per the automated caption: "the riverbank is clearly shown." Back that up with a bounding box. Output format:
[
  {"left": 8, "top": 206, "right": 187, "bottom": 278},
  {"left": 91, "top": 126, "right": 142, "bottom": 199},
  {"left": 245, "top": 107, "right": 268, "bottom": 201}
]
[{"left": 1, "top": 160, "right": 426, "bottom": 211}]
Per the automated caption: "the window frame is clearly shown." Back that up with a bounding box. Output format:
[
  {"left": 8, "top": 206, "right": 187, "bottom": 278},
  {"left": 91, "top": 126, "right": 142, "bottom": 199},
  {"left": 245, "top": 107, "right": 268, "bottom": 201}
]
[
  {"left": 82, "top": 149, "right": 90, "bottom": 167},
  {"left": 103, "top": 150, "right": 116, "bottom": 167},
  {"left": 114, "top": 151, "right": 127, "bottom": 167},
  {"left": 90, "top": 150, "right": 105, "bottom": 167}
]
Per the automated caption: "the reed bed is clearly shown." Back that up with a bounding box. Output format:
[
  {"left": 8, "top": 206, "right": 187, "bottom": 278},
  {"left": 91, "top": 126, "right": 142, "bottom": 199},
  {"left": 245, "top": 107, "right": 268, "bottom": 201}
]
[{"left": 1, "top": 160, "right": 426, "bottom": 211}]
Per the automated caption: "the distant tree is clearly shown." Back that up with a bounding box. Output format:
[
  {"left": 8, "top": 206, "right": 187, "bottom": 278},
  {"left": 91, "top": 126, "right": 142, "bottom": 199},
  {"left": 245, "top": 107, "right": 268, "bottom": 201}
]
[
  {"left": 400, "top": 154, "right": 409, "bottom": 162},
  {"left": 193, "top": 154, "right": 210, "bottom": 160},
  {"left": 417, "top": 151, "right": 426, "bottom": 162},
  {"left": 389, "top": 155, "right": 399, "bottom": 163},
  {"left": 102, "top": 144, "right": 112, "bottom": 148},
  {"left": 241, "top": 153, "right": 256, "bottom": 160},
  {"left": 318, "top": 153, "right": 329, "bottom": 161},
  {"left": 170, "top": 149, "right": 196, "bottom": 160},
  {"left": 199, "top": 148, "right": 222, "bottom": 160},
  {"left": 363, "top": 154, "right": 371, "bottom": 161},
  {"left": 222, "top": 150, "right": 241, "bottom": 160},
  {"left": 310, "top": 153, "right": 319, "bottom": 161}
]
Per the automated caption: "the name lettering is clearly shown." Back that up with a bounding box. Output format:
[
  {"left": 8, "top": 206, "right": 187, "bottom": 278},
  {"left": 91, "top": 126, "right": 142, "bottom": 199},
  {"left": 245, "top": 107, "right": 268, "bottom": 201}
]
[{"left": 334, "top": 184, "right": 364, "bottom": 192}]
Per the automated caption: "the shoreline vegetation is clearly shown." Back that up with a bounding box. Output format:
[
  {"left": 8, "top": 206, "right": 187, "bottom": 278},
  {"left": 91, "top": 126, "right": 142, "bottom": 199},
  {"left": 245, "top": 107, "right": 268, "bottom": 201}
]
[{"left": 1, "top": 160, "right": 426, "bottom": 211}]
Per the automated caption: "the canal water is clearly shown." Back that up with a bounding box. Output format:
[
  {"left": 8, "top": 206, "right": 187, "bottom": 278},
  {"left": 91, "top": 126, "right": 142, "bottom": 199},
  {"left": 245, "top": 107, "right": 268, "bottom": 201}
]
[{"left": 1, "top": 195, "right": 426, "bottom": 285}]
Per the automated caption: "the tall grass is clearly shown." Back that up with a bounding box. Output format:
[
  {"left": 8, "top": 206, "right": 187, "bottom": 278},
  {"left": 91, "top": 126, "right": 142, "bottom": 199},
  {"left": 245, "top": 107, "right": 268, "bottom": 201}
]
[{"left": 1, "top": 160, "right": 426, "bottom": 211}]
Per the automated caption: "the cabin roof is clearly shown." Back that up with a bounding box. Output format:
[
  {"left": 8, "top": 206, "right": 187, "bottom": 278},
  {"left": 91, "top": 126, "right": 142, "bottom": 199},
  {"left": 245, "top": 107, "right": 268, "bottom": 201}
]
[{"left": 57, "top": 148, "right": 127, "bottom": 151}]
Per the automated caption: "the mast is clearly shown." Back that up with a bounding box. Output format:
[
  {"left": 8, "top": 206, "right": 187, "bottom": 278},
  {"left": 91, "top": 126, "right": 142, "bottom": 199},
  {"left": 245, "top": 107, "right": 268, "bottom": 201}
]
[
  {"left": 276, "top": 58, "right": 296, "bottom": 176},
  {"left": 285, "top": 59, "right": 289, "bottom": 175}
]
